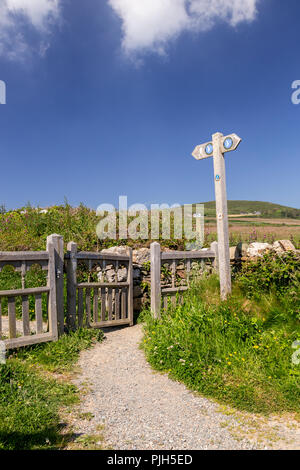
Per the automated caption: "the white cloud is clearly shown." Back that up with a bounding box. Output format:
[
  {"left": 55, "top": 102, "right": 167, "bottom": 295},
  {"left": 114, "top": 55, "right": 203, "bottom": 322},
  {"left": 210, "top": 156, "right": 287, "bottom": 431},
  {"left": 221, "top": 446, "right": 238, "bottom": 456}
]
[
  {"left": 0, "top": 0, "right": 61, "bottom": 60},
  {"left": 108, "top": 0, "right": 259, "bottom": 55}
]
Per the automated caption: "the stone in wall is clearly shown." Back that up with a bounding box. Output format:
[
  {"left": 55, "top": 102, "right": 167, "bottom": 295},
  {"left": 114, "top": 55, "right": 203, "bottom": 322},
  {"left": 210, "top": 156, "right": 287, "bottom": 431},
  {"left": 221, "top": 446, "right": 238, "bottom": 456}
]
[
  {"left": 246, "top": 243, "right": 273, "bottom": 257},
  {"left": 273, "top": 240, "right": 296, "bottom": 253}
]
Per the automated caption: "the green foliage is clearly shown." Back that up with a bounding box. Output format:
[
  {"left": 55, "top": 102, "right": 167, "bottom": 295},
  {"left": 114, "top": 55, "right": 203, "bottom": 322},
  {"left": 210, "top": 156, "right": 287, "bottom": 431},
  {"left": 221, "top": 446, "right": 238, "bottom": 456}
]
[
  {"left": 202, "top": 200, "right": 300, "bottom": 219},
  {"left": 235, "top": 251, "right": 300, "bottom": 302},
  {"left": 0, "top": 360, "right": 77, "bottom": 450},
  {"left": 11, "top": 328, "right": 104, "bottom": 372},
  {"left": 0, "top": 328, "right": 104, "bottom": 449},
  {"left": 142, "top": 273, "right": 300, "bottom": 415}
]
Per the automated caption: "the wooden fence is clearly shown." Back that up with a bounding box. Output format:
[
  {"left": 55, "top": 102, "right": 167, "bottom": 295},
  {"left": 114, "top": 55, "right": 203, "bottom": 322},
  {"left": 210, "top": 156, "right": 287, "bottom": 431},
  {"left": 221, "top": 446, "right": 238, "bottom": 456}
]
[
  {"left": 65, "top": 242, "right": 133, "bottom": 330},
  {"left": 0, "top": 234, "right": 58, "bottom": 349},
  {"left": 150, "top": 242, "right": 218, "bottom": 318}
]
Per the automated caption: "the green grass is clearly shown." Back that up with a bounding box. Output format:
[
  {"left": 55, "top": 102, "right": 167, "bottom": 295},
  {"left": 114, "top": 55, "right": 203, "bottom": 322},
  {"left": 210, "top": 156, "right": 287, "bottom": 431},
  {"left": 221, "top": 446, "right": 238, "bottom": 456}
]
[
  {"left": 142, "top": 262, "right": 300, "bottom": 415},
  {"left": 0, "top": 328, "right": 104, "bottom": 450},
  {"left": 201, "top": 200, "right": 300, "bottom": 219}
]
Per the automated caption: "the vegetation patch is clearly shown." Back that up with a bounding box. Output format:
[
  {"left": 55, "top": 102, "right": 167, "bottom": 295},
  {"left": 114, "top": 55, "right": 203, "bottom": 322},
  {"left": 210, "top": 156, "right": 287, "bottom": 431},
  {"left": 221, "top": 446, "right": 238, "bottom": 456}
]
[
  {"left": 142, "top": 254, "right": 300, "bottom": 415},
  {"left": 0, "top": 328, "right": 104, "bottom": 450}
]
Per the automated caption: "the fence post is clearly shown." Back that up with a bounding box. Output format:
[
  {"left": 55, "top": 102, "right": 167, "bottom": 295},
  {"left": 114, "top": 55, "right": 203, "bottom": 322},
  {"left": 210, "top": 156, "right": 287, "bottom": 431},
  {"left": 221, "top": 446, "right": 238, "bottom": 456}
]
[
  {"left": 210, "top": 241, "right": 219, "bottom": 273},
  {"left": 47, "top": 234, "right": 64, "bottom": 336},
  {"left": 151, "top": 242, "right": 161, "bottom": 319},
  {"left": 66, "top": 241, "right": 78, "bottom": 331},
  {"left": 128, "top": 248, "right": 134, "bottom": 326},
  {"left": 46, "top": 239, "right": 58, "bottom": 340}
]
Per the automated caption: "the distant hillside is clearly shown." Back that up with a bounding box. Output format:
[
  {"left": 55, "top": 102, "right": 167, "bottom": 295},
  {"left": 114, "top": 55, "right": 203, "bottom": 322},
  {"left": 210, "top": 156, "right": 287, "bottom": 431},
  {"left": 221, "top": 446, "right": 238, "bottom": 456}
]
[{"left": 200, "top": 201, "right": 300, "bottom": 219}]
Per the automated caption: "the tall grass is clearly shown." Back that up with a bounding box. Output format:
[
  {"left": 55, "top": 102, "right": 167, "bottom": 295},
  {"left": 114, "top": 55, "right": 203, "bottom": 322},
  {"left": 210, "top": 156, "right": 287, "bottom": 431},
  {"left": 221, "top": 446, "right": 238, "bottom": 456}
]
[
  {"left": 0, "top": 328, "right": 104, "bottom": 450},
  {"left": 142, "top": 269, "right": 300, "bottom": 415}
]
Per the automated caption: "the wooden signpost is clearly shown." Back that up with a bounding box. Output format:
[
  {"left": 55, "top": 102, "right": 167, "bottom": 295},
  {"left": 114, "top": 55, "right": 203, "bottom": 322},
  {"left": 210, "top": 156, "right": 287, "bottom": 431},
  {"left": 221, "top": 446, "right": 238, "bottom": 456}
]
[{"left": 192, "top": 132, "right": 242, "bottom": 299}]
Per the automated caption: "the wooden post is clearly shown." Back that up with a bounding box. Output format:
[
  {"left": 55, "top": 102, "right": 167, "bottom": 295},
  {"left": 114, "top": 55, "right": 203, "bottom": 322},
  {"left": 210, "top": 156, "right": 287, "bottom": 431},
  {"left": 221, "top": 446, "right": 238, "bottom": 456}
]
[
  {"left": 210, "top": 241, "right": 219, "bottom": 273},
  {"left": 127, "top": 248, "right": 134, "bottom": 326},
  {"left": 151, "top": 242, "right": 161, "bottom": 319},
  {"left": 212, "top": 132, "right": 231, "bottom": 299},
  {"left": 67, "top": 241, "right": 78, "bottom": 331},
  {"left": 47, "top": 234, "right": 64, "bottom": 336},
  {"left": 46, "top": 240, "right": 58, "bottom": 340}
]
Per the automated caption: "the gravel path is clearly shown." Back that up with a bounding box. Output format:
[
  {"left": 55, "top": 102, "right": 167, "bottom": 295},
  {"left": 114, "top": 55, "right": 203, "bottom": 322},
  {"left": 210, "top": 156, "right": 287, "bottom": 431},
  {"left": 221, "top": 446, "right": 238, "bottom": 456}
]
[{"left": 71, "top": 325, "right": 300, "bottom": 450}]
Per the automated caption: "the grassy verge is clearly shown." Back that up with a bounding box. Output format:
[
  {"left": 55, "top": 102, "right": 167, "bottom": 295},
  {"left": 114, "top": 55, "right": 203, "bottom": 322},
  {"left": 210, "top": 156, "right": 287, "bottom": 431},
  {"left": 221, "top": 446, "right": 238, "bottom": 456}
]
[
  {"left": 0, "top": 328, "right": 104, "bottom": 450},
  {"left": 142, "top": 254, "right": 300, "bottom": 415}
]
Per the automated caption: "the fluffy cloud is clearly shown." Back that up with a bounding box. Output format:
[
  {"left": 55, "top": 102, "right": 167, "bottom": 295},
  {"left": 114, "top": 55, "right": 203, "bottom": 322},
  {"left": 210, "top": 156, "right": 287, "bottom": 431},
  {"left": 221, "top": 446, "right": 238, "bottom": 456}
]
[
  {"left": 109, "top": 0, "right": 259, "bottom": 55},
  {"left": 0, "top": 0, "right": 61, "bottom": 60}
]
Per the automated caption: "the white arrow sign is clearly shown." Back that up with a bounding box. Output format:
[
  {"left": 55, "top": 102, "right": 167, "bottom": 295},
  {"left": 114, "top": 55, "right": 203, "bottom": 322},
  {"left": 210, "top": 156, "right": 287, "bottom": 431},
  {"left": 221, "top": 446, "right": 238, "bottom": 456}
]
[{"left": 192, "top": 133, "right": 241, "bottom": 160}]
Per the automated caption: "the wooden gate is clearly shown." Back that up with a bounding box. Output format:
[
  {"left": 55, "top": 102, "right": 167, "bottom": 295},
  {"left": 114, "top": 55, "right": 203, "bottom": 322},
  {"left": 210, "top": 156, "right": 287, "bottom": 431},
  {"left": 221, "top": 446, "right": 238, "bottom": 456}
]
[
  {"left": 65, "top": 243, "right": 133, "bottom": 329},
  {"left": 0, "top": 237, "right": 58, "bottom": 349}
]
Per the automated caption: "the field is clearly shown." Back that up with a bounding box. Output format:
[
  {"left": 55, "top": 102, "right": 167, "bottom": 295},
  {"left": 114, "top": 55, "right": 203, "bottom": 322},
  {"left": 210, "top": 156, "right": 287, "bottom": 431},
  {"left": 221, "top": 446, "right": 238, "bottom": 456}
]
[{"left": 204, "top": 217, "right": 300, "bottom": 248}]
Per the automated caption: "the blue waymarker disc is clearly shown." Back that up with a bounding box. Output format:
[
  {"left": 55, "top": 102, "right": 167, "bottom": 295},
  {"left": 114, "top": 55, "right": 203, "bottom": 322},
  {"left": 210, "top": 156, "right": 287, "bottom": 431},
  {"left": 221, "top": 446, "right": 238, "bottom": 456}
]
[
  {"left": 205, "top": 143, "right": 213, "bottom": 155},
  {"left": 224, "top": 137, "right": 233, "bottom": 150}
]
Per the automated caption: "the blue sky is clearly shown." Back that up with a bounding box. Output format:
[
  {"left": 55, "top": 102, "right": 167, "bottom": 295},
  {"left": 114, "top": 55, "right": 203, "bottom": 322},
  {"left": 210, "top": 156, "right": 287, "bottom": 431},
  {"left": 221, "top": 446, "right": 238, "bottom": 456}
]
[{"left": 0, "top": 0, "right": 299, "bottom": 210}]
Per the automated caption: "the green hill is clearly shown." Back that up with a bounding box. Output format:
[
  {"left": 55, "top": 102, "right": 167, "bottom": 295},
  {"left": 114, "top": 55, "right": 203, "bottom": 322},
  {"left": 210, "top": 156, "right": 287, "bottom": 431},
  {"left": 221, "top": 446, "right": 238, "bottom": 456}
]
[{"left": 200, "top": 201, "right": 300, "bottom": 219}]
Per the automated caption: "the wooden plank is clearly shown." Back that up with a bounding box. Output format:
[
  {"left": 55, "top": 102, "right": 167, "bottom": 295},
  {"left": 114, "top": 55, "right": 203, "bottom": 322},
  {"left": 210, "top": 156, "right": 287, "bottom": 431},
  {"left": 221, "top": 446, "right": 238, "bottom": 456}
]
[
  {"left": 161, "top": 287, "right": 189, "bottom": 294},
  {"left": 46, "top": 240, "right": 58, "bottom": 340},
  {"left": 47, "top": 234, "right": 64, "bottom": 336},
  {"left": 161, "top": 250, "right": 215, "bottom": 260},
  {"left": 66, "top": 241, "right": 77, "bottom": 330},
  {"left": 101, "top": 288, "right": 106, "bottom": 321},
  {"left": 163, "top": 296, "right": 168, "bottom": 311},
  {"left": 150, "top": 242, "right": 161, "bottom": 319},
  {"left": 35, "top": 293, "right": 43, "bottom": 334},
  {"left": 115, "top": 288, "right": 120, "bottom": 320},
  {"left": 0, "top": 252, "right": 49, "bottom": 261},
  {"left": 76, "top": 252, "right": 129, "bottom": 261},
  {"left": 91, "top": 319, "right": 131, "bottom": 329},
  {"left": 78, "top": 288, "right": 84, "bottom": 328},
  {"left": 86, "top": 288, "right": 91, "bottom": 326},
  {"left": 93, "top": 288, "right": 99, "bottom": 323},
  {"left": 22, "top": 295, "right": 30, "bottom": 336},
  {"left": 108, "top": 288, "right": 113, "bottom": 321},
  {"left": 8, "top": 297, "right": 16, "bottom": 339},
  {"left": 77, "top": 282, "right": 129, "bottom": 289},
  {"left": 0, "top": 286, "right": 50, "bottom": 298},
  {"left": 5, "top": 332, "right": 54, "bottom": 350},
  {"left": 121, "top": 288, "right": 127, "bottom": 319}
]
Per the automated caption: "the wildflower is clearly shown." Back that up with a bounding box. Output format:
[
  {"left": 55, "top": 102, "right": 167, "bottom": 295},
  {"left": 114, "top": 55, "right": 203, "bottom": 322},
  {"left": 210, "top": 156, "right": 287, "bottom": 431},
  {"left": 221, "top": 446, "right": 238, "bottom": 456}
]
[{"left": 227, "top": 362, "right": 232, "bottom": 365}]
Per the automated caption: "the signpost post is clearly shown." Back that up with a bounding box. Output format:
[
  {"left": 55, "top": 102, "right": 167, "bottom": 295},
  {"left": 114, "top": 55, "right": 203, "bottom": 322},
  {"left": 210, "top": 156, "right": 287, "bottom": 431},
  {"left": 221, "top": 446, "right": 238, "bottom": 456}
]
[{"left": 192, "top": 132, "right": 242, "bottom": 300}]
